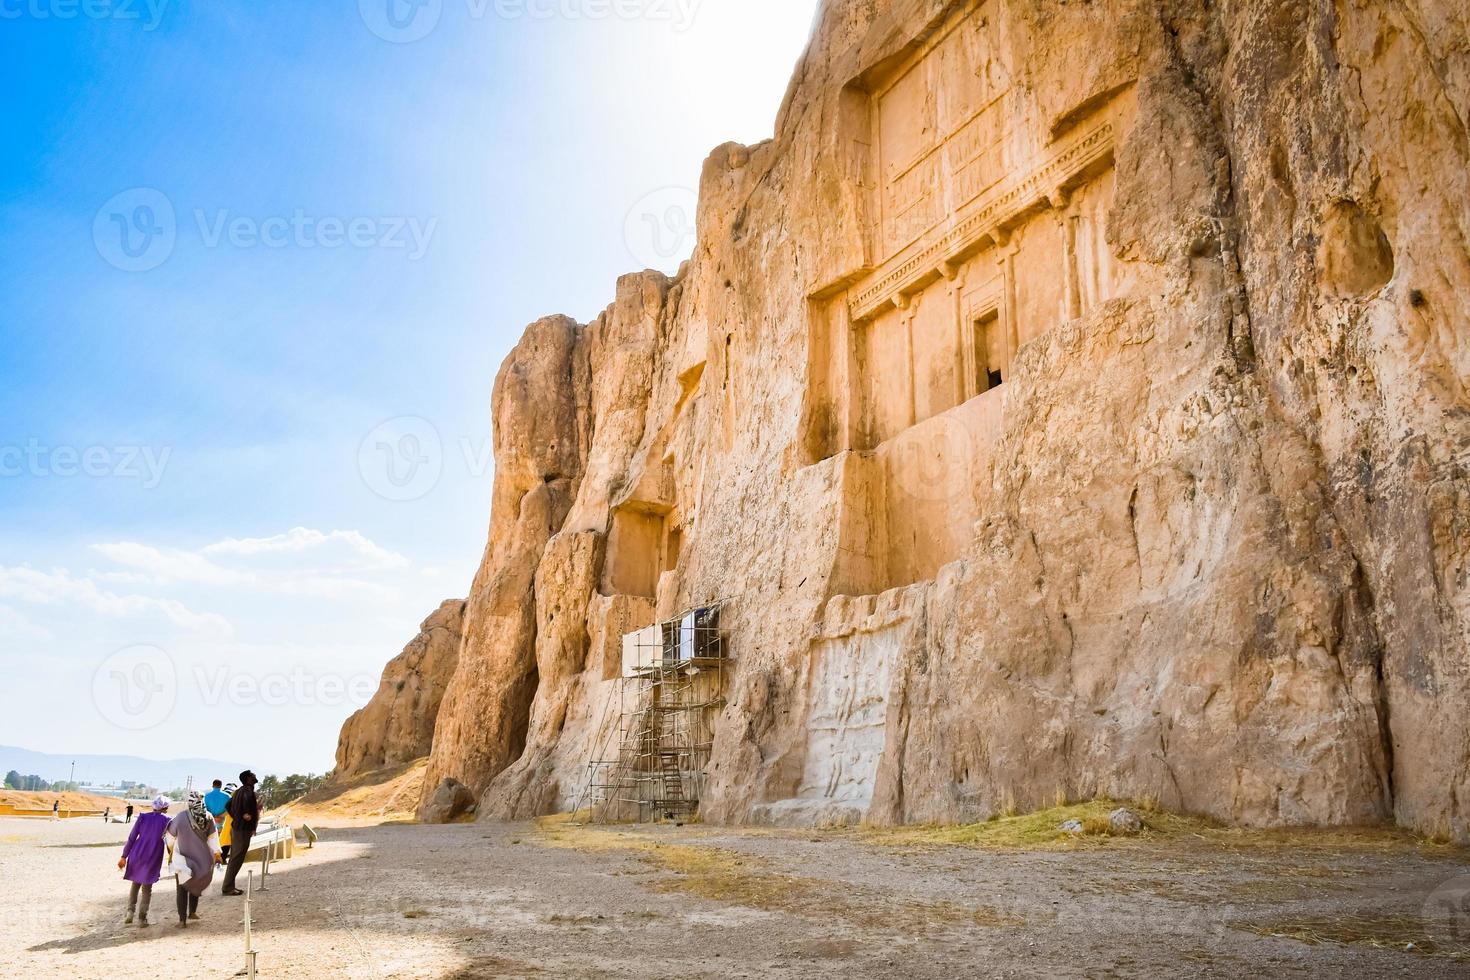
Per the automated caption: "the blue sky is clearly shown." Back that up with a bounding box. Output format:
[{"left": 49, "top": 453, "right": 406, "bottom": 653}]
[{"left": 0, "top": 0, "right": 818, "bottom": 779}]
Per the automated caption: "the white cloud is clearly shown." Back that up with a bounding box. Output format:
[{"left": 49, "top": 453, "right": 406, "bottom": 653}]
[
  {"left": 202, "top": 528, "right": 407, "bottom": 570},
  {"left": 91, "top": 542, "right": 242, "bottom": 586},
  {"left": 90, "top": 527, "right": 406, "bottom": 600},
  {"left": 0, "top": 566, "right": 231, "bottom": 635}
]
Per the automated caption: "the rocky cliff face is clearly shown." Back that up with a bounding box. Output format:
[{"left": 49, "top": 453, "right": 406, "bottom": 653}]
[
  {"left": 336, "top": 599, "right": 465, "bottom": 778},
  {"left": 400, "top": 0, "right": 1467, "bottom": 839}
]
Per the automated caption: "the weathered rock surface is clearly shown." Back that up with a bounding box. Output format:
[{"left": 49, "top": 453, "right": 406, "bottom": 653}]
[
  {"left": 375, "top": 0, "right": 1468, "bottom": 839},
  {"left": 335, "top": 599, "right": 465, "bottom": 778},
  {"left": 420, "top": 776, "right": 476, "bottom": 824},
  {"left": 418, "top": 315, "right": 589, "bottom": 818},
  {"left": 1109, "top": 808, "right": 1144, "bottom": 835}
]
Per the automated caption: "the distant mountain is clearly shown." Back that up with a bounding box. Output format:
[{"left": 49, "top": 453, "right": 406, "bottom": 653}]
[{"left": 0, "top": 745, "right": 257, "bottom": 792}]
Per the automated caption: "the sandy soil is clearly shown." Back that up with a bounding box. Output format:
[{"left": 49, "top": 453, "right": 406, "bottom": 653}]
[
  {"left": 2, "top": 813, "right": 1467, "bottom": 979},
  {"left": 280, "top": 760, "right": 427, "bottom": 829},
  {"left": 0, "top": 790, "right": 127, "bottom": 814}
]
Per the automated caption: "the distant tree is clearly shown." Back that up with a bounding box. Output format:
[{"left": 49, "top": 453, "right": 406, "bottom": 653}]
[
  {"left": 279, "top": 774, "right": 308, "bottom": 801},
  {"left": 255, "top": 773, "right": 329, "bottom": 808},
  {"left": 257, "top": 774, "right": 281, "bottom": 808},
  {"left": 3, "top": 770, "right": 20, "bottom": 789}
]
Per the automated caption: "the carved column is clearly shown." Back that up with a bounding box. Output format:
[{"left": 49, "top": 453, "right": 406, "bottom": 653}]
[
  {"left": 948, "top": 264, "right": 968, "bottom": 407},
  {"left": 837, "top": 299, "right": 859, "bottom": 453},
  {"left": 959, "top": 274, "right": 978, "bottom": 402},
  {"left": 1000, "top": 245, "right": 1019, "bottom": 377},
  {"left": 1063, "top": 209, "right": 1082, "bottom": 320},
  {"left": 904, "top": 306, "right": 918, "bottom": 429}
]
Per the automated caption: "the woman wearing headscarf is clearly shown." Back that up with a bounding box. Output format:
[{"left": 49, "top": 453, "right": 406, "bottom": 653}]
[
  {"left": 166, "top": 791, "right": 222, "bottom": 927},
  {"left": 116, "top": 795, "right": 171, "bottom": 926}
]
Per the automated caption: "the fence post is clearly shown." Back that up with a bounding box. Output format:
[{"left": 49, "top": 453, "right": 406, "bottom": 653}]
[{"left": 244, "top": 869, "right": 257, "bottom": 980}]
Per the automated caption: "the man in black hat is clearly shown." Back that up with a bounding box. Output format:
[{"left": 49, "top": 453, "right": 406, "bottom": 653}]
[{"left": 221, "top": 770, "right": 260, "bottom": 896}]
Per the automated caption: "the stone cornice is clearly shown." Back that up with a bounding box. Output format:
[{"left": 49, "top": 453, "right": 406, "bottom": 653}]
[{"left": 847, "top": 120, "right": 1115, "bottom": 323}]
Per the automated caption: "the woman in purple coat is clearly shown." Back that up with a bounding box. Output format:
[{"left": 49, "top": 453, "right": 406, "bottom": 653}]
[{"left": 116, "top": 795, "right": 170, "bottom": 926}]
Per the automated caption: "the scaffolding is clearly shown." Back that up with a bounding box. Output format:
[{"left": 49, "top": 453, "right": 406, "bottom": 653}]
[{"left": 576, "top": 603, "right": 729, "bottom": 823}]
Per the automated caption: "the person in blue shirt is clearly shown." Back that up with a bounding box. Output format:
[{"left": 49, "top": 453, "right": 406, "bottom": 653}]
[{"left": 203, "top": 780, "right": 230, "bottom": 833}]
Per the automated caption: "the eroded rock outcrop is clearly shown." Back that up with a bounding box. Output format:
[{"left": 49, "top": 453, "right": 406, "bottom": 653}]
[
  {"left": 394, "top": 0, "right": 1467, "bottom": 838},
  {"left": 335, "top": 599, "right": 465, "bottom": 778},
  {"left": 419, "top": 315, "right": 589, "bottom": 812}
]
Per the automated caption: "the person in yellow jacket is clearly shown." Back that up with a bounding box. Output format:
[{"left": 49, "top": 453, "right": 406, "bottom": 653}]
[
  {"left": 212, "top": 781, "right": 238, "bottom": 866},
  {"left": 218, "top": 811, "right": 233, "bottom": 866}
]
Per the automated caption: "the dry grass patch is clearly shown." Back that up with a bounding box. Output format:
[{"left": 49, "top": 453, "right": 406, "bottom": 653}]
[
  {"left": 1236, "top": 913, "right": 1470, "bottom": 961},
  {"left": 644, "top": 842, "right": 1020, "bottom": 930},
  {"left": 534, "top": 814, "right": 1021, "bottom": 931},
  {"left": 861, "top": 800, "right": 1180, "bottom": 852},
  {"left": 533, "top": 813, "right": 659, "bottom": 854},
  {"left": 643, "top": 842, "right": 822, "bottom": 910},
  {"left": 862, "top": 799, "right": 1468, "bottom": 857},
  {"left": 1196, "top": 824, "right": 1463, "bottom": 857}
]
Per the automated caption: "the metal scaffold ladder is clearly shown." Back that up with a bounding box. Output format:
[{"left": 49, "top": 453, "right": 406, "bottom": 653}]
[{"left": 575, "top": 602, "right": 729, "bottom": 823}]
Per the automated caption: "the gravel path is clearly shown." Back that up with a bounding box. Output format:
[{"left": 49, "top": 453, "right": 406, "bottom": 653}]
[{"left": 2, "top": 814, "right": 1467, "bottom": 978}]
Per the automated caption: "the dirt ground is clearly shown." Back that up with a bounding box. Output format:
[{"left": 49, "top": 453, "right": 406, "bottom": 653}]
[{"left": 2, "top": 811, "right": 1468, "bottom": 979}]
